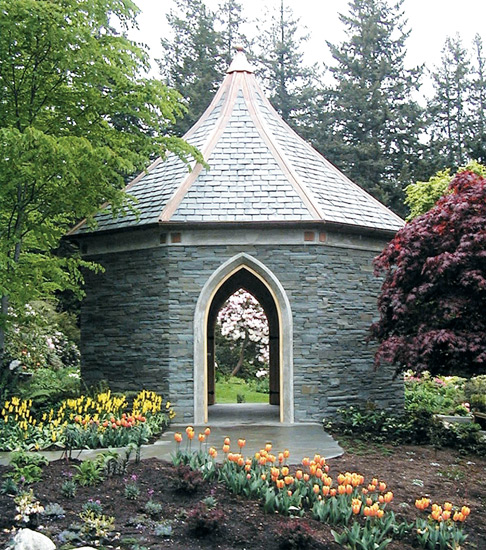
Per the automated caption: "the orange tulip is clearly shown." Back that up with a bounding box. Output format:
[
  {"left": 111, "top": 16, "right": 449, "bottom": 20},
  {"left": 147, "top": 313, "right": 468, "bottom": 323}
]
[
  {"left": 295, "top": 470, "right": 303, "bottom": 480},
  {"left": 278, "top": 452, "right": 284, "bottom": 463},
  {"left": 224, "top": 437, "right": 230, "bottom": 446},
  {"left": 261, "top": 474, "right": 267, "bottom": 481},
  {"left": 442, "top": 510, "right": 451, "bottom": 521},
  {"left": 315, "top": 468, "right": 323, "bottom": 479},
  {"left": 237, "top": 457, "right": 245, "bottom": 467},
  {"left": 238, "top": 438, "right": 246, "bottom": 448},
  {"left": 443, "top": 502, "right": 453, "bottom": 511},
  {"left": 352, "top": 503, "right": 361, "bottom": 515},
  {"left": 453, "top": 512, "right": 465, "bottom": 522},
  {"left": 174, "top": 432, "right": 183, "bottom": 443},
  {"left": 379, "top": 482, "right": 387, "bottom": 492},
  {"left": 284, "top": 476, "right": 294, "bottom": 486},
  {"left": 377, "top": 509, "right": 384, "bottom": 519},
  {"left": 330, "top": 488, "right": 337, "bottom": 497},
  {"left": 338, "top": 485, "right": 346, "bottom": 495},
  {"left": 384, "top": 492, "right": 393, "bottom": 504},
  {"left": 461, "top": 506, "right": 470, "bottom": 517},
  {"left": 187, "top": 430, "right": 195, "bottom": 440},
  {"left": 265, "top": 442, "right": 272, "bottom": 452},
  {"left": 185, "top": 426, "right": 193, "bottom": 435},
  {"left": 209, "top": 447, "right": 217, "bottom": 458},
  {"left": 281, "top": 466, "right": 289, "bottom": 476},
  {"left": 276, "top": 479, "right": 285, "bottom": 490},
  {"left": 303, "top": 473, "right": 310, "bottom": 482},
  {"left": 204, "top": 427, "right": 211, "bottom": 436},
  {"left": 287, "top": 490, "right": 292, "bottom": 497},
  {"left": 283, "top": 449, "right": 290, "bottom": 459},
  {"left": 313, "top": 484, "right": 320, "bottom": 494},
  {"left": 322, "top": 486, "right": 330, "bottom": 496},
  {"left": 198, "top": 433, "right": 205, "bottom": 442},
  {"left": 222, "top": 444, "right": 230, "bottom": 453},
  {"left": 302, "top": 457, "right": 310, "bottom": 467}
]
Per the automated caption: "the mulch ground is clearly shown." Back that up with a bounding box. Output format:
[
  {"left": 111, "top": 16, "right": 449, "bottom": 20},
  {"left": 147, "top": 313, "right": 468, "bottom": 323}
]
[{"left": 0, "top": 442, "right": 485, "bottom": 549}]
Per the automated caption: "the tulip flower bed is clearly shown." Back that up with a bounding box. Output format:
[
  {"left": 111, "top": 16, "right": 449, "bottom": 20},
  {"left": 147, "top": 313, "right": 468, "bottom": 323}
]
[
  {"left": 0, "top": 390, "right": 175, "bottom": 451},
  {"left": 0, "top": 435, "right": 484, "bottom": 550},
  {"left": 172, "top": 429, "right": 473, "bottom": 549}
]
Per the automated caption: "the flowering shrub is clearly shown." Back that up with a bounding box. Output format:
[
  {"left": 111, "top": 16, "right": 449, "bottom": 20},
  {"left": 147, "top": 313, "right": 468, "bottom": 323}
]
[
  {"left": 174, "top": 428, "right": 471, "bottom": 549},
  {"left": 0, "top": 389, "right": 174, "bottom": 451}
]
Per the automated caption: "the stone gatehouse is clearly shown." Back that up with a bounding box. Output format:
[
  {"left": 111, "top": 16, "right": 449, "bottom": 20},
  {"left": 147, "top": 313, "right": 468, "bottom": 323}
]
[{"left": 70, "top": 50, "right": 405, "bottom": 424}]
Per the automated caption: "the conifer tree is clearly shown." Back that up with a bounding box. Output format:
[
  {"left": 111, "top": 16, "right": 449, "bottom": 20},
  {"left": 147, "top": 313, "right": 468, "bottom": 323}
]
[
  {"left": 428, "top": 35, "right": 473, "bottom": 169},
  {"left": 159, "top": 0, "right": 248, "bottom": 136},
  {"left": 253, "top": 0, "right": 320, "bottom": 127},
  {"left": 469, "top": 34, "right": 486, "bottom": 163},
  {"left": 159, "top": 0, "right": 225, "bottom": 135},
  {"left": 323, "top": 0, "right": 424, "bottom": 216}
]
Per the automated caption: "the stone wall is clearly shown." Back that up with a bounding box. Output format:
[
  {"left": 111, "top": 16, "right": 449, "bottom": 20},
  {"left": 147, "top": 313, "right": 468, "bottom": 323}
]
[{"left": 80, "top": 228, "right": 403, "bottom": 422}]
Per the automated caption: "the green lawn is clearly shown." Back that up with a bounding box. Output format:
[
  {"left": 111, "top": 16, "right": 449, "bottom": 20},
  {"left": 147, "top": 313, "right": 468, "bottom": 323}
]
[{"left": 215, "top": 377, "right": 268, "bottom": 404}]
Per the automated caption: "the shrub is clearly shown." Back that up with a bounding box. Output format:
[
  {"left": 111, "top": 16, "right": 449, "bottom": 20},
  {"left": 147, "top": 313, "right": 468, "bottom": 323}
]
[
  {"left": 186, "top": 502, "right": 225, "bottom": 538},
  {"left": 145, "top": 499, "right": 163, "bottom": 519},
  {"left": 174, "top": 465, "right": 205, "bottom": 494},
  {"left": 277, "top": 520, "right": 316, "bottom": 549},
  {"left": 60, "top": 479, "right": 77, "bottom": 498}
]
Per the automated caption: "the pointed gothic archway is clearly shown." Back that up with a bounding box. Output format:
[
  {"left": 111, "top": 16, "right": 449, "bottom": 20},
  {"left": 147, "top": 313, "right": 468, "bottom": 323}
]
[{"left": 194, "top": 254, "right": 293, "bottom": 424}]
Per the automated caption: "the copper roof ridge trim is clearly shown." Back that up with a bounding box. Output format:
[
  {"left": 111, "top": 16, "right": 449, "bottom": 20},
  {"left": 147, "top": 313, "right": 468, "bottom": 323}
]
[
  {"left": 158, "top": 71, "right": 244, "bottom": 222},
  {"left": 255, "top": 85, "right": 405, "bottom": 226},
  {"left": 67, "top": 156, "right": 164, "bottom": 236},
  {"left": 241, "top": 73, "right": 325, "bottom": 221}
]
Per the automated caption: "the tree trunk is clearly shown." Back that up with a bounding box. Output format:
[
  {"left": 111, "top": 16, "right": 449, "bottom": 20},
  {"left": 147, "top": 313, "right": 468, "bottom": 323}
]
[{"left": 231, "top": 331, "right": 249, "bottom": 377}]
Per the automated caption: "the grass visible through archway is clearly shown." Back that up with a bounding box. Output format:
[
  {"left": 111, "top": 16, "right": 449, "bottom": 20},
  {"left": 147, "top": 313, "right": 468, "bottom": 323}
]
[{"left": 216, "top": 376, "right": 268, "bottom": 404}]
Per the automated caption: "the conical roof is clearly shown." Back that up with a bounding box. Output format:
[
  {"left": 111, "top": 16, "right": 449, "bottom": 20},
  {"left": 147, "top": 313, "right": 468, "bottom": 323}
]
[{"left": 72, "top": 49, "right": 403, "bottom": 235}]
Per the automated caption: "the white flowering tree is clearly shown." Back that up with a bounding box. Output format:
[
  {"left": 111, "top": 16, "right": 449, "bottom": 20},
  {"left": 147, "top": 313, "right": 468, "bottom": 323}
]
[{"left": 217, "top": 289, "right": 269, "bottom": 377}]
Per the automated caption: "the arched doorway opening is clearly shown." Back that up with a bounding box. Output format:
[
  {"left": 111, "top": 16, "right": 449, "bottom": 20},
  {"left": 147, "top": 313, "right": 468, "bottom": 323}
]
[
  {"left": 207, "top": 270, "right": 279, "bottom": 407},
  {"left": 194, "top": 253, "right": 293, "bottom": 424}
]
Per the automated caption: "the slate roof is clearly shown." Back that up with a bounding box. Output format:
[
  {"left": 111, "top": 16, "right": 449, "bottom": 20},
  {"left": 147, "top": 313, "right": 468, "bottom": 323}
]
[{"left": 71, "top": 49, "right": 404, "bottom": 235}]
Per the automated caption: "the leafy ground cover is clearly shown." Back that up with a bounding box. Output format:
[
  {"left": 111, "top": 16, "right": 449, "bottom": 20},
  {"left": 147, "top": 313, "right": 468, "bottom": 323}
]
[{"left": 0, "top": 436, "right": 484, "bottom": 549}]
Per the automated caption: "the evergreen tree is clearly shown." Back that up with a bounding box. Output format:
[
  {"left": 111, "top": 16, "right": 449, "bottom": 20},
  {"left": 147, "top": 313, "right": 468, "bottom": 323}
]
[
  {"left": 469, "top": 34, "right": 486, "bottom": 163},
  {"left": 428, "top": 35, "right": 473, "bottom": 169},
  {"left": 217, "top": 0, "right": 248, "bottom": 67},
  {"left": 253, "top": 0, "right": 320, "bottom": 127},
  {"left": 159, "top": 0, "right": 225, "bottom": 135},
  {"left": 323, "top": 0, "right": 424, "bottom": 216}
]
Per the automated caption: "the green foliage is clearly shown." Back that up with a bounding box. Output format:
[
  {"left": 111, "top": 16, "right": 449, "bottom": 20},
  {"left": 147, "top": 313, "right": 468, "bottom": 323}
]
[
  {"left": 254, "top": 1, "right": 321, "bottom": 126},
  {"left": 0, "top": 0, "right": 200, "bottom": 369},
  {"left": 324, "top": 405, "right": 486, "bottom": 455},
  {"left": 82, "top": 498, "right": 104, "bottom": 516},
  {"left": 404, "top": 372, "right": 467, "bottom": 416},
  {"left": 332, "top": 519, "right": 394, "bottom": 550},
  {"left": 73, "top": 460, "right": 104, "bottom": 487},
  {"left": 414, "top": 517, "right": 467, "bottom": 549},
  {"left": 124, "top": 480, "right": 140, "bottom": 500},
  {"left": 60, "top": 479, "right": 77, "bottom": 498},
  {"left": 159, "top": 0, "right": 227, "bottom": 135},
  {"left": 0, "top": 477, "right": 19, "bottom": 495},
  {"left": 4, "top": 450, "right": 48, "bottom": 484},
  {"left": 405, "top": 161, "right": 486, "bottom": 219},
  {"left": 145, "top": 499, "right": 163, "bottom": 519},
  {"left": 464, "top": 375, "right": 486, "bottom": 413},
  {"left": 322, "top": 0, "right": 424, "bottom": 215},
  {"left": 153, "top": 520, "right": 173, "bottom": 537}
]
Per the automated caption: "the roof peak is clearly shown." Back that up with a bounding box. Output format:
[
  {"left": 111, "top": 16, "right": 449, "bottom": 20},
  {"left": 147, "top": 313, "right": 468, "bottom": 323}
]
[{"left": 226, "top": 46, "right": 255, "bottom": 74}]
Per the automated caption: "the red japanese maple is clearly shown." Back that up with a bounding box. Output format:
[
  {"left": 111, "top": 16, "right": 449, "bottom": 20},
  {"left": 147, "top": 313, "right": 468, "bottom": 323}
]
[{"left": 371, "top": 171, "right": 486, "bottom": 376}]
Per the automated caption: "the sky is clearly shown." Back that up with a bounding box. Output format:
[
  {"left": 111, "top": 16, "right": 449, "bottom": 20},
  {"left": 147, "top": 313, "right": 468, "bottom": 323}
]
[{"left": 129, "top": 0, "right": 486, "bottom": 98}]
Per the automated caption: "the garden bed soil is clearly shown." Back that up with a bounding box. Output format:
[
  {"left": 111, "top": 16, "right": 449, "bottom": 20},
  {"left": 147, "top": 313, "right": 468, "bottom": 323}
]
[{"left": 0, "top": 443, "right": 485, "bottom": 549}]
